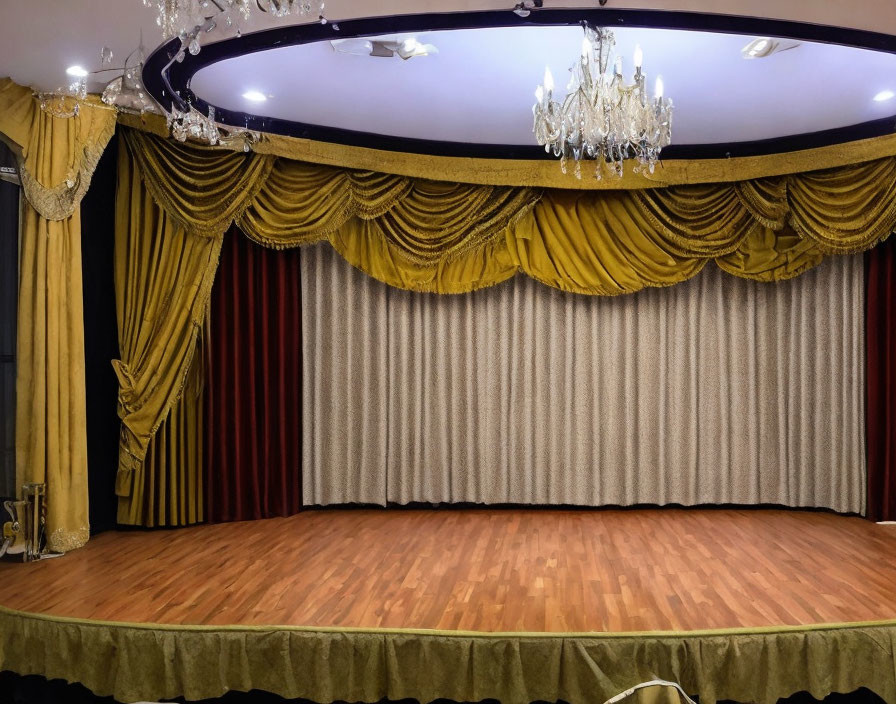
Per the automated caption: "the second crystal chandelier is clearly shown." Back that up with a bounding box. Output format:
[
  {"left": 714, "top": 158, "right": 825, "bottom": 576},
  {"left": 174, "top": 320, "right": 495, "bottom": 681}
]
[{"left": 532, "top": 24, "right": 673, "bottom": 179}]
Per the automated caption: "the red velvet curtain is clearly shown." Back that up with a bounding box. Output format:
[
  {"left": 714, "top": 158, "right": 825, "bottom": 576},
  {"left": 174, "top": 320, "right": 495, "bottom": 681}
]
[
  {"left": 204, "top": 228, "right": 302, "bottom": 522},
  {"left": 866, "top": 235, "right": 896, "bottom": 521}
]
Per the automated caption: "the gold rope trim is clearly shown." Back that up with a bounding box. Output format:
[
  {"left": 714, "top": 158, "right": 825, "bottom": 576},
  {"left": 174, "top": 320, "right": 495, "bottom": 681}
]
[
  {"left": 47, "top": 526, "right": 90, "bottom": 553},
  {"left": 733, "top": 178, "right": 789, "bottom": 231}
]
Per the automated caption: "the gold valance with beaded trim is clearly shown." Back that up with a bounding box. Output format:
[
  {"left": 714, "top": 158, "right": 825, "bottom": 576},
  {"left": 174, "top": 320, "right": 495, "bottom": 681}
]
[
  {"left": 119, "top": 108, "right": 896, "bottom": 190},
  {"left": 120, "top": 124, "right": 894, "bottom": 296}
]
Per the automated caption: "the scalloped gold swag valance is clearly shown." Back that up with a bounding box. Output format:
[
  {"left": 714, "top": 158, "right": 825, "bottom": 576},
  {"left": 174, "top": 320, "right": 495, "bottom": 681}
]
[
  {"left": 114, "top": 124, "right": 896, "bottom": 494},
  {"left": 122, "top": 125, "right": 896, "bottom": 293}
]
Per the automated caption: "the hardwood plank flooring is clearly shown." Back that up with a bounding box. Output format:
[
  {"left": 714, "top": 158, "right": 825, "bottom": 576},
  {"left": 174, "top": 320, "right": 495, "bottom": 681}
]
[{"left": 2, "top": 508, "right": 896, "bottom": 632}]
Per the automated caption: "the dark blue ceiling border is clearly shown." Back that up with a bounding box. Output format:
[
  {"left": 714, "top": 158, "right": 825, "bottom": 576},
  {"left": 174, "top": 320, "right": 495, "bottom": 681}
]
[{"left": 143, "top": 8, "right": 896, "bottom": 160}]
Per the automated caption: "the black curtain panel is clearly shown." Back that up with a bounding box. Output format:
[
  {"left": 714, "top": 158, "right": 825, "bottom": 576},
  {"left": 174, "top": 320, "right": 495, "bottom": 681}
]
[
  {"left": 81, "top": 134, "right": 121, "bottom": 534},
  {"left": 866, "top": 235, "right": 896, "bottom": 522},
  {"left": 0, "top": 141, "right": 18, "bottom": 501}
]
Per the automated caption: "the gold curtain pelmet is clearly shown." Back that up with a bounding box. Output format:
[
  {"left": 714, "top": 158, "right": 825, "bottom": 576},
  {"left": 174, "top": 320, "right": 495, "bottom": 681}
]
[{"left": 113, "top": 121, "right": 896, "bottom": 489}]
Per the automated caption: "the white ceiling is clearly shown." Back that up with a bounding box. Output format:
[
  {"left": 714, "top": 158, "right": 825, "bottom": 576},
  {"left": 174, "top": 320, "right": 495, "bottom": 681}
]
[
  {"left": 2, "top": 1, "right": 896, "bottom": 148},
  {"left": 191, "top": 25, "right": 896, "bottom": 145},
  {"left": 2, "top": 1, "right": 896, "bottom": 93}
]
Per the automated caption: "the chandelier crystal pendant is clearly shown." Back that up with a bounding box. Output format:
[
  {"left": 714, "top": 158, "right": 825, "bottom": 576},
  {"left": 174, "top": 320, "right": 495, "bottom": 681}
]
[
  {"left": 142, "top": 0, "right": 325, "bottom": 41},
  {"left": 532, "top": 25, "right": 673, "bottom": 179}
]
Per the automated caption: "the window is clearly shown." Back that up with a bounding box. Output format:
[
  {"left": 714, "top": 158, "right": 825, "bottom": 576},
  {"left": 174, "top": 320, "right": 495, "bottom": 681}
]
[{"left": 0, "top": 141, "right": 19, "bottom": 499}]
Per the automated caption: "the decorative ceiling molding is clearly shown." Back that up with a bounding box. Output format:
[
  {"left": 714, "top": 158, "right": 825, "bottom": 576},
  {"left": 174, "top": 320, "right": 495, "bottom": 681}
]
[{"left": 146, "top": 8, "right": 896, "bottom": 160}]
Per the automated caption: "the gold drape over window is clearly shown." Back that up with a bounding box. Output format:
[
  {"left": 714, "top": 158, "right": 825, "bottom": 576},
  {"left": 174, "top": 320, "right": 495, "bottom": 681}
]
[
  {"left": 0, "top": 78, "right": 116, "bottom": 552},
  {"left": 115, "top": 124, "right": 896, "bottom": 509}
]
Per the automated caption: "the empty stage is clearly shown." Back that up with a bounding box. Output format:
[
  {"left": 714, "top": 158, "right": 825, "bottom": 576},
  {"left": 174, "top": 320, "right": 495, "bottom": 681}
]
[{"left": 2, "top": 508, "right": 896, "bottom": 703}]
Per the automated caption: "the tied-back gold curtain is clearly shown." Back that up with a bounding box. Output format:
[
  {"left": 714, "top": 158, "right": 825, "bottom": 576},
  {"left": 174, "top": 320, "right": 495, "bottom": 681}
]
[
  {"left": 116, "top": 353, "right": 203, "bottom": 527},
  {"left": 113, "top": 127, "right": 537, "bottom": 496},
  {"left": 0, "top": 78, "right": 116, "bottom": 552},
  {"left": 113, "top": 135, "right": 222, "bottom": 503},
  {"left": 114, "top": 125, "right": 896, "bottom": 503}
]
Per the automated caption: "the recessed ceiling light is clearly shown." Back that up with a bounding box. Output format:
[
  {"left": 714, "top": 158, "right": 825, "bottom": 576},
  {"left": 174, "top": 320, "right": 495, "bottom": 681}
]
[
  {"left": 330, "top": 37, "right": 437, "bottom": 60},
  {"left": 874, "top": 90, "right": 895, "bottom": 102},
  {"left": 66, "top": 65, "right": 88, "bottom": 78},
  {"left": 741, "top": 37, "right": 800, "bottom": 59},
  {"left": 242, "top": 90, "right": 268, "bottom": 102}
]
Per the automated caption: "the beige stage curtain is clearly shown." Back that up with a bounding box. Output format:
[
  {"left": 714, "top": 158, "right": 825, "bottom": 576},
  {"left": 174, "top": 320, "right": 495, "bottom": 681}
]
[
  {"left": 114, "top": 126, "right": 891, "bottom": 492},
  {"left": 0, "top": 78, "right": 116, "bottom": 551},
  {"left": 302, "top": 243, "right": 865, "bottom": 513}
]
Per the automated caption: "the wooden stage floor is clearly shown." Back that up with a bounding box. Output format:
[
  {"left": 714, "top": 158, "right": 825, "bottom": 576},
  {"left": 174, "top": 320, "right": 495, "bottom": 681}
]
[{"left": 2, "top": 507, "right": 896, "bottom": 633}]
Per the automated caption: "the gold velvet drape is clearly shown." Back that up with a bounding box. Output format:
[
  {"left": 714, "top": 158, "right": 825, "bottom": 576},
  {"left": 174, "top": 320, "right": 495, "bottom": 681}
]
[
  {"left": 0, "top": 78, "right": 116, "bottom": 551},
  {"left": 114, "top": 125, "right": 896, "bottom": 507},
  {"left": 113, "top": 127, "right": 538, "bottom": 503},
  {"left": 116, "top": 358, "right": 203, "bottom": 527},
  {"left": 113, "top": 138, "right": 218, "bottom": 523}
]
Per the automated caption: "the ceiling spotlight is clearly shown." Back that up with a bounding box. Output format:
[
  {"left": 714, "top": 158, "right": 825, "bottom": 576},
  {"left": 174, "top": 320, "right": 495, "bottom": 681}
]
[
  {"left": 874, "top": 90, "right": 896, "bottom": 102},
  {"left": 512, "top": 0, "right": 543, "bottom": 17},
  {"left": 396, "top": 38, "right": 437, "bottom": 59},
  {"left": 330, "top": 38, "right": 374, "bottom": 56},
  {"left": 741, "top": 37, "right": 800, "bottom": 59},
  {"left": 400, "top": 38, "right": 420, "bottom": 54},
  {"left": 331, "top": 37, "right": 438, "bottom": 60},
  {"left": 242, "top": 90, "right": 268, "bottom": 102},
  {"left": 66, "top": 65, "right": 89, "bottom": 77}
]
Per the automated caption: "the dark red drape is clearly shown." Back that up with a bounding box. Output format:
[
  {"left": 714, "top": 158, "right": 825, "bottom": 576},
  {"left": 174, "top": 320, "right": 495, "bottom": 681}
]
[
  {"left": 204, "top": 228, "right": 302, "bottom": 522},
  {"left": 866, "top": 236, "right": 896, "bottom": 521}
]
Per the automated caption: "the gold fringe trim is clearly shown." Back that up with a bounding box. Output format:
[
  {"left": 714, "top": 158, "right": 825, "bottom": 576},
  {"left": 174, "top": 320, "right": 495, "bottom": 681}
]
[
  {"left": 733, "top": 178, "right": 790, "bottom": 231},
  {"left": 629, "top": 186, "right": 754, "bottom": 257},
  {"left": 17, "top": 115, "right": 116, "bottom": 221},
  {"left": 47, "top": 526, "right": 90, "bottom": 553}
]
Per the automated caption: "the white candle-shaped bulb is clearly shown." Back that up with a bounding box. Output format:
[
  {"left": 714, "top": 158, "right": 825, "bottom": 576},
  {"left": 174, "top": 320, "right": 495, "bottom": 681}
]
[
  {"left": 544, "top": 66, "right": 554, "bottom": 93},
  {"left": 655, "top": 75, "right": 664, "bottom": 100},
  {"left": 614, "top": 55, "right": 623, "bottom": 75},
  {"left": 535, "top": 85, "right": 544, "bottom": 103},
  {"left": 581, "top": 35, "right": 591, "bottom": 59},
  {"left": 634, "top": 44, "right": 643, "bottom": 70}
]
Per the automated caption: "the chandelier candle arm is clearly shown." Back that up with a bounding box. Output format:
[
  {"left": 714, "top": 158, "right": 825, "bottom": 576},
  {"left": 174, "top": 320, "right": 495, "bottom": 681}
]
[{"left": 532, "top": 25, "right": 673, "bottom": 180}]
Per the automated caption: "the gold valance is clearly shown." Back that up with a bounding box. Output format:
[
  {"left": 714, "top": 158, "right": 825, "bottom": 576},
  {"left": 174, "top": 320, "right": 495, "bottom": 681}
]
[
  {"left": 119, "top": 109, "right": 896, "bottom": 189},
  {"left": 0, "top": 78, "right": 116, "bottom": 220},
  {"left": 121, "top": 125, "right": 892, "bottom": 296}
]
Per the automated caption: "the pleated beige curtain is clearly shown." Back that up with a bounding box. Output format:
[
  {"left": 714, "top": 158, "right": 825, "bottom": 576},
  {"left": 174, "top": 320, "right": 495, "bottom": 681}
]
[{"left": 302, "top": 244, "right": 865, "bottom": 514}]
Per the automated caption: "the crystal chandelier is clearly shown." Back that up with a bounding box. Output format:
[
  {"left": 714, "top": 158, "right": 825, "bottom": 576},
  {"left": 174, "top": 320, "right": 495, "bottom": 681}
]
[
  {"left": 143, "top": 0, "right": 326, "bottom": 41},
  {"left": 532, "top": 25, "right": 673, "bottom": 179}
]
